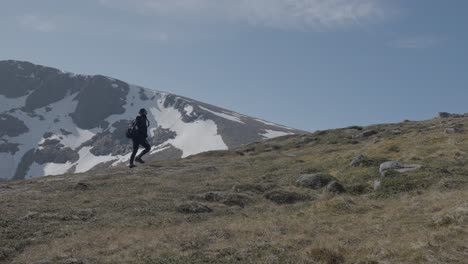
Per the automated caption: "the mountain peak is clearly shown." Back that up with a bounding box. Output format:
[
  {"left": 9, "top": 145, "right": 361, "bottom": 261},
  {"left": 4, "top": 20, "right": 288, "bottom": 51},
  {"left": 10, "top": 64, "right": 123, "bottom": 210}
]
[{"left": 0, "top": 61, "right": 304, "bottom": 180}]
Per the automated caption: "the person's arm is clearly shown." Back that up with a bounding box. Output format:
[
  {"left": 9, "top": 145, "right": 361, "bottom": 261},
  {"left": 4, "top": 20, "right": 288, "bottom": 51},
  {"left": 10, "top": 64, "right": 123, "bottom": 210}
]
[{"left": 134, "top": 116, "right": 141, "bottom": 131}]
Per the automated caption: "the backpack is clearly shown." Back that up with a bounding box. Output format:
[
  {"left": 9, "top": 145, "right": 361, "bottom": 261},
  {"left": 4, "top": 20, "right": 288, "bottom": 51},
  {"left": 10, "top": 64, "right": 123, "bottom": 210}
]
[{"left": 126, "top": 120, "right": 137, "bottom": 139}]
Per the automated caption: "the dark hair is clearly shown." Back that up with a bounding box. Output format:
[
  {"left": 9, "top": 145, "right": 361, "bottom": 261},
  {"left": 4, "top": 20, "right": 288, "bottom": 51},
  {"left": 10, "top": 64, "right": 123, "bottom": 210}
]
[{"left": 139, "top": 108, "right": 147, "bottom": 114}]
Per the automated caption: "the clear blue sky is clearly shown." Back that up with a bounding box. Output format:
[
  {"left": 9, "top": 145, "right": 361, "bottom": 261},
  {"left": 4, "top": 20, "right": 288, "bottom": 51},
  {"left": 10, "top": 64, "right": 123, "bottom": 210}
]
[{"left": 1, "top": 0, "right": 467, "bottom": 131}]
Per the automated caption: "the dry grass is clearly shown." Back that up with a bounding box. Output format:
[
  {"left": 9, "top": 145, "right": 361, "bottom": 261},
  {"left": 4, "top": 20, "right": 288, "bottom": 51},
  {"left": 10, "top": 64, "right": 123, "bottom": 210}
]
[{"left": 1, "top": 117, "right": 467, "bottom": 263}]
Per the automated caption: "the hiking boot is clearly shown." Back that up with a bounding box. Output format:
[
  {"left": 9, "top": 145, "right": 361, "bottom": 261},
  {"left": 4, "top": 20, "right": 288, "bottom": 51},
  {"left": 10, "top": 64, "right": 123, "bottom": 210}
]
[
  {"left": 129, "top": 164, "right": 136, "bottom": 168},
  {"left": 135, "top": 157, "right": 145, "bottom": 164}
]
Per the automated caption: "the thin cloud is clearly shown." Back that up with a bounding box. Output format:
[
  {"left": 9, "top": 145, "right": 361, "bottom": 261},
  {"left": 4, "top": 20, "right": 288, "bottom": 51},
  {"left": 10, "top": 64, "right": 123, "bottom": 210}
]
[
  {"left": 17, "top": 15, "right": 57, "bottom": 33},
  {"left": 391, "top": 36, "right": 443, "bottom": 49},
  {"left": 98, "top": 0, "right": 386, "bottom": 30}
]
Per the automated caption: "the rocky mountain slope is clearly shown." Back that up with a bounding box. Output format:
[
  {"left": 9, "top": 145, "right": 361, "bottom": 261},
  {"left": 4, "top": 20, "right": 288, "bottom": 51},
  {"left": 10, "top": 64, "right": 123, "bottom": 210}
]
[
  {"left": 0, "top": 60, "right": 303, "bottom": 181},
  {"left": 0, "top": 114, "right": 467, "bottom": 263}
]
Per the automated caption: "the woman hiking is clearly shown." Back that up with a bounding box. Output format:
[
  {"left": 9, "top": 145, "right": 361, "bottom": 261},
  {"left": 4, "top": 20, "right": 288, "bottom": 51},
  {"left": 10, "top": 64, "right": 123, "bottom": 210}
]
[{"left": 129, "top": 108, "right": 151, "bottom": 168}]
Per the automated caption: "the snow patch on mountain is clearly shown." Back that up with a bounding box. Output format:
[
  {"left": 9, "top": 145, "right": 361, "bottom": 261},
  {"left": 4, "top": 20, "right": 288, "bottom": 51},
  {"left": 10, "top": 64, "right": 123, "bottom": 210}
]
[
  {"left": 261, "top": 129, "right": 294, "bottom": 139},
  {"left": 26, "top": 161, "right": 73, "bottom": 179},
  {"left": 0, "top": 94, "right": 29, "bottom": 112},
  {"left": 184, "top": 105, "right": 194, "bottom": 116},
  {"left": 150, "top": 105, "right": 228, "bottom": 158},
  {"left": 199, "top": 106, "right": 245, "bottom": 124}
]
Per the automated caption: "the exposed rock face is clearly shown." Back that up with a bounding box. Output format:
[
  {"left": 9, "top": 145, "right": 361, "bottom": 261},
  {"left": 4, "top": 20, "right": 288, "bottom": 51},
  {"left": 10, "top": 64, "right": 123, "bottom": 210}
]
[
  {"left": 0, "top": 60, "right": 304, "bottom": 180},
  {"left": 152, "top": 127, "right": 177, "bottom": 146},
  {"left": 35, "top": 147, "right": 79, "bottom": 165},
  {"left": 71, "top": 76, "right": 129, "bottom": 129},
  {"left": 0, "top": 60, "right": 43, "bottom": 98},
  {"left": 0, "top": 114, "right": 29, "bottom": 137},
  {"left": 379, "top": 161, "right": 422, "bottom": 176},
  {"left": 13, "top": 149, "right": 36, "bottom": 180},
  {"left": 0, "top": 143, "right": 20, "bottom": 154}
]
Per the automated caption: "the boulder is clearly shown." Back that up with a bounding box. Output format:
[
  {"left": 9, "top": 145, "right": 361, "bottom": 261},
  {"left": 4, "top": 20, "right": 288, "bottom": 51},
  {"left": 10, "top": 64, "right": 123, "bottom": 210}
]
[
  {"left": 177, "top": 202, "right": 212, "bottom": 214},
  {"left": 264, "top": 190, "right": 308, "bottom": 204},
  {"left": 445, "top": 127, "right": 464, "bottom": 134},
  {"left": 350, "top": 154, "right": 366, "bottom": 167},
  {"left": 296, "top": 174, "right": 335, "bottom": 189},
  {"left": 379, "top": 161, "right": 422, "bottom": 176},
  {"left": 373, "top": 180, "right": 382, "bottom": 191},
  {"left": 326, "top": 181, "right": 346, "bottom": 194}
]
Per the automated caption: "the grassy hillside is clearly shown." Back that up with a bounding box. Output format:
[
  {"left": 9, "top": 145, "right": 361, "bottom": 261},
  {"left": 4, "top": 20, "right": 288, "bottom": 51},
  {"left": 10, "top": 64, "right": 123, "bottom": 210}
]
[{"left": 1, "top": 116, "right": 467, "bottom": 264}]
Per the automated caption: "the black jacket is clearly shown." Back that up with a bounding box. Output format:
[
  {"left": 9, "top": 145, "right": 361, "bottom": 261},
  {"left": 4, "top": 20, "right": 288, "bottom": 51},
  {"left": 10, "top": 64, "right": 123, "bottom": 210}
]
[{"left": 134, "top": 115, "right": 150, "bottom": 139}]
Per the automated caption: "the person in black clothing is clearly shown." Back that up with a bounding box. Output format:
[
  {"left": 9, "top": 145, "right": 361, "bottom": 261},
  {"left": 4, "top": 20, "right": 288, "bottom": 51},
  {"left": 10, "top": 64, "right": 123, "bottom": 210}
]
[{"left": 129, "top": 108, "right": 151, "bottom": 168}]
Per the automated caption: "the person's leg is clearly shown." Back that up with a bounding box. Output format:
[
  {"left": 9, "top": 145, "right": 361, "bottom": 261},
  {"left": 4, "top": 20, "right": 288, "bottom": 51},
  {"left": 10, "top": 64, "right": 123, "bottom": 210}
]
[
  {"left": 136, "top": 139, "right": 151, "bottom": 159},
  {"left": 129, "top": 138, "right": 140, "bottom": 165}
]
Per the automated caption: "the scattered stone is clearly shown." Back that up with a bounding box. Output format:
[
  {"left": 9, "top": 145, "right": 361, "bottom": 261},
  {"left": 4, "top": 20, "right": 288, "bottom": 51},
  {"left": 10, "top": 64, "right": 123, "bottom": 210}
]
[
  {"left": 445, "top": 127, "right": 464, "bottom": 134},
  {"left": 297, "top": 135, "right": 318, "bottom": 145},
  {"left": 326, "top": 181, "right": 345, "bottom": 194},
  {"left": 264, "top": 145, "right": 281, "bottom": 152},
  {"left": 177, "top": 202, "right": 212, "bottom": 214},
  {"left": 353, "top": 130, "right": 378, "bottom": 139},
  {"left": 373, "top": 180, "right": 382, "bottom": 191},
  {"left": 296, "top": 174, "right": 335, "bottom": 189},
  {"left": 379, "top": 161, "right": 422, "bottom": 176},
  {"left": 264, "top": 190, "right": 308, "bottom": 204},
  {"left": 350, "top": 154, "right": 366, "bottom": 167}
]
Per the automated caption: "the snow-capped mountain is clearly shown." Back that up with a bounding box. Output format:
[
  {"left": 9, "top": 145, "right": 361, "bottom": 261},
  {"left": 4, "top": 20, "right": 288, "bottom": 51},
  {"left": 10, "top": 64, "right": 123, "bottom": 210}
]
[{"left": 0, "top": 60, "right": 304, "bottom": 180}]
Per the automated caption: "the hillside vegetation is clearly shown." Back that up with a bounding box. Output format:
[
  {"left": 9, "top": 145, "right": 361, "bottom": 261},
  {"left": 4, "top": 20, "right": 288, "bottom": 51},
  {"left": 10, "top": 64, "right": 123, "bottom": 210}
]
[{"left": 1, "top": 115, "right": 467, "bottom": 264}]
